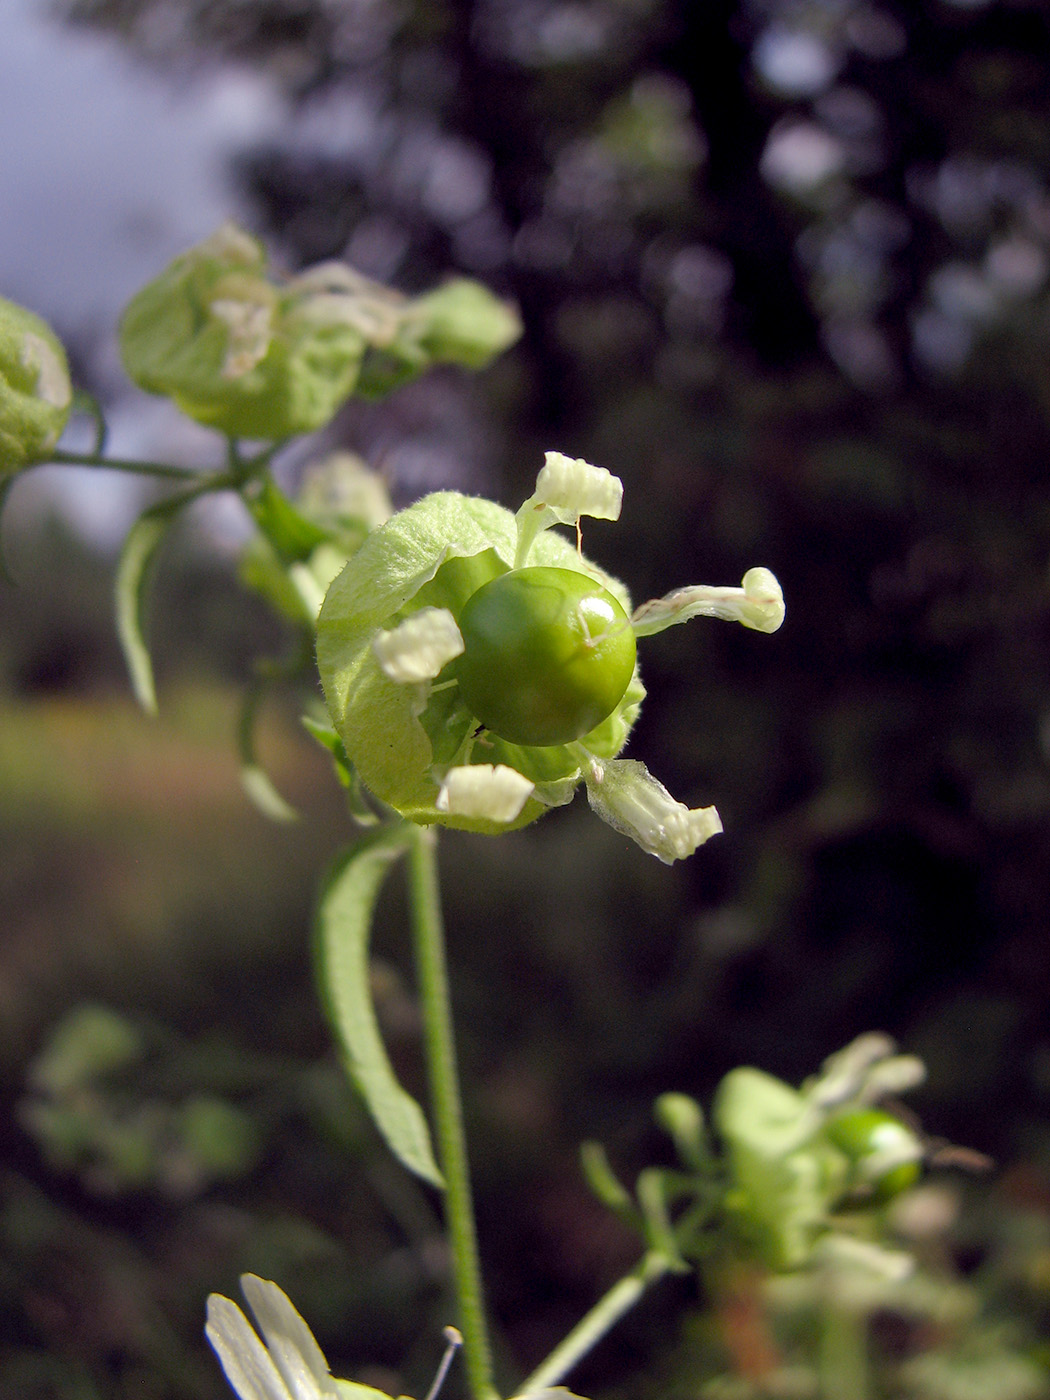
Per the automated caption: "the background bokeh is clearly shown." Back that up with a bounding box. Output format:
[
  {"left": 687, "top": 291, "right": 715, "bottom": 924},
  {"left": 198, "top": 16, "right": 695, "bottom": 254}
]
[{"left": 3, "top": 0, "right": 1050, "bottom": 1396}]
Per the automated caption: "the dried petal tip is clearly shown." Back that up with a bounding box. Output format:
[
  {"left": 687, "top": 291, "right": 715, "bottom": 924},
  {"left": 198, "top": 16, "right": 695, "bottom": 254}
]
[
  {"left": 631, "top": 567, "right": 784, "bottom": 637},
  {"left": 373, "top": 608, "right": 464, "bottom": 684},
  {"left": 515, "top": 453, "right": 623, "bottom": 565},
  {"left": 584, "top": 758, "right": 722, "bottom": 863},
  {"left": 436, "top": 764, "right": 535, "bottom": 823},
  {"left": 537, "top": 452, "right": 623, "bottom": 521}
]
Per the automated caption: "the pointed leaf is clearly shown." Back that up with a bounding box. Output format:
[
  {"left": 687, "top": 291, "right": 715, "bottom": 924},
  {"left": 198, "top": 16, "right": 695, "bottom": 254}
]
[
  {"left": 316, "top": 830, "right": 444, "bottom": 1187},
  {"left": 238, "top": 683, "right": 299, "bottom": 823},
  {"left": 115, "top": 491, "right": 199, "bottom": 713}
]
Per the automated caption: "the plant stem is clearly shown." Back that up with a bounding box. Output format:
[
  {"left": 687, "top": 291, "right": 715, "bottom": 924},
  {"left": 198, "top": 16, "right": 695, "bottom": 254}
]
[
  {"left": 818, "top": 1298, "right": 867, "bottom": 1400},
  {"left": 48, "top": 449, "right": 208, "bottom": 481},
  {"left": 519, "top": 1252, "right": 672, "bottom": 1394},
  {"left": 407, "top": 828, "right": 498, "bottom": 1400}
]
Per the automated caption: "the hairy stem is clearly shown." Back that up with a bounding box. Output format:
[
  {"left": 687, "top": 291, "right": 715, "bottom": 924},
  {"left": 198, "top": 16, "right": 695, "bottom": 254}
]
[
  {"left": 519, "top": 1252, "right": 672, "bottom": 1394},
  {"left": 407, "top": 829, "right": 498, "bottom": 1400}
]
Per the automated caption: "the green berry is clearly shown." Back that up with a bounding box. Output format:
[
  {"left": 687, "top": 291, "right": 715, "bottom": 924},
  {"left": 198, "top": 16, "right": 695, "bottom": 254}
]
[
  {"left": 456, "top": 566, "right": 637, "bottom": 747},
  {"left": 825, "top": 1107, "right": 922, "bottom": 1201}
]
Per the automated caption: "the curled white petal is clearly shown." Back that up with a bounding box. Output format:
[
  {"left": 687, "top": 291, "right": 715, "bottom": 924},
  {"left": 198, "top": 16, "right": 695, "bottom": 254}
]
[
  {"left": 584, "top": 758, "right": 722, "bottom": 863},
  {"left": 514, "top": 452, "right": 623, "bottom": 565},
  {"left": 631, "top": 567, "right": 785, "bottom": 636},
  {"left": 436, "top": 764, "right": 534, "bottom": 822},
  {"left": 373, "top": 608, "right": 464, "bottom": 684},
  {"left": 806, "top": 1033, "right": 898, "bottom": 1108},
  {"left": 536, "top": 452, "right": 623, "bottom": 522},
  {"left": 205, "top": 1274, "right": 341, "bottom": 1400},
  {"left": 813, "top": 1235, "right": 915, "bottom": 1283},
  {"left": 858, "top": 1054, "right": 928, "bottom": 1103}
]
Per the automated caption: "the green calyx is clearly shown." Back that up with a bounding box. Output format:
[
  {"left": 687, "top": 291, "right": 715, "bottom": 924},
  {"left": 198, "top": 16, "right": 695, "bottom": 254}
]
[
  {"left": 317, "top": 452, "right": 782, "bottom": 857},
  {"left": 316, "top": 490, "right": 643, "bottom": 834},
  {"left": 0, "top": 296, "right": 72, "bottom": 475},
  {"left": 118, "top": 224, "right": 522, "bottom": 440}
]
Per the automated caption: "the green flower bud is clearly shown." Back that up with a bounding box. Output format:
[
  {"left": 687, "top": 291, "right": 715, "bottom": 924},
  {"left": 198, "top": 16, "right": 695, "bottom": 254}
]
[
  {"left": 317, "top": 453, "right": 784, "bottom": 853},
  {"left": 119, "top": 224, "right": 369, "bottom": 440},
  {"left": 409, "top": 278, "right": 523, "bottom": 369},
  {"left": 0, "top": 296, "right": 72, "bottom": 474}
]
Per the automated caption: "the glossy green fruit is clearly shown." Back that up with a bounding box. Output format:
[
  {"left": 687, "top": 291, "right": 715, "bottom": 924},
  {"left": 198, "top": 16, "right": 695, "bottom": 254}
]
[
  {"left": 825, "top": 1107, "right": 922, "bottom": 1201},
  {"left": 456, "top": 566, "right": 637, "bottom": 747}
]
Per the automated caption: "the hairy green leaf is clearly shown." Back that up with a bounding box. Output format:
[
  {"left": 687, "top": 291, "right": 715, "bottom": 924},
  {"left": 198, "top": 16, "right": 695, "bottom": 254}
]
[{"left": 315, "top": 830, "right": 443, "bottom": 1187}]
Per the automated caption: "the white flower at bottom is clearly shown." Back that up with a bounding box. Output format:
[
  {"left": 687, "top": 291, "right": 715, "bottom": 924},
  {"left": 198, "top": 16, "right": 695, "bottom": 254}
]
[
  {"left": 583, "top": 758, "right": 722, "bottom": 864},
  {"left": 436, "top": 764, "right": 535, "bottom": 822},
  {"left": 206, "top": 1274, "right": 349, "bottom": 1400}
]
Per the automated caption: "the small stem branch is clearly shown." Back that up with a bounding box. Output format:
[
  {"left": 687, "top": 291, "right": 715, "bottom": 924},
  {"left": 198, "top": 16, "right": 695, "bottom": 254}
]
[
  {"left": 519, "top": 1252, "right": 672, "bottom": 1394},
  {"left": 407, "top": 829, "right": 497, "bottom": 1400},
  {"left": 47, "top": 449, "right": 210, "bottom": 482}
]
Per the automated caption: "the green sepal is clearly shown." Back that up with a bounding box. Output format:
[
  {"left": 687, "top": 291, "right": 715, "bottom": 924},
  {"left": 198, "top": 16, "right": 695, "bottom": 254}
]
[
  {"left": 636, "top": 1168, "right": 690, "bottom": 1272},
  {"left": 0, "top": 295, "right": 72, "bottom": 475},
  {"left": 247, "top": 476, "right": 331, "bottom": 563},
  {"left": 579, "top": 1141, "right": 641, "bottom": 1229},
  {"left": 314, "top": 829, "right": 444, "bottom": 1188},
  {"left": 654, "top": 1092, "right": 711, "bottom": 1173},
  {"left": 118, "top": 224, "right": 366, "bottom": 441}
]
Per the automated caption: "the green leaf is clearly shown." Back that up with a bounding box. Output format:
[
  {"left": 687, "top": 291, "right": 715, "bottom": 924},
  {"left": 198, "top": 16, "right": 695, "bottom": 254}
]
[
  {"left": 237, "top": 683, "right": 299, "bottom": 823},
  {"left": 315, "top": 830, "right": 444, "bottom": 1187},
  {"left": 115, "top": 491, "right": 199, "bottom": 713},
  {"left": 247, "top": 476, "right": 330, "bottom": 563}
]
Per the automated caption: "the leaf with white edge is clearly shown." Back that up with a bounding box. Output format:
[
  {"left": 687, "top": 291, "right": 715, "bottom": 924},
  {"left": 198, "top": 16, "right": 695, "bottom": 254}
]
[
  {"left": 315, "top": 830, "right": 444, "bottom": 1187},
  {"left": 115, "top": 491, "right": 198, "bottom": 714}
]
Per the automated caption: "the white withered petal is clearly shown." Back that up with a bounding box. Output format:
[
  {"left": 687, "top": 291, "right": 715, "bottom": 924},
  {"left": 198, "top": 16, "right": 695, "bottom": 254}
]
[
  {"left": 436, "top": 764, "right": 535, "bottom": 823},
  {"left": 536, "top": 452, "right": 623, "bottom": 521},
  {"left": 632, "top": 567, "right": 785, "bottom": 637},
  {"left": 373, "top": 607, "right": 465, "bottom": 684},
  {"left": 583, "top": 758, "right": 723, "bottom": 864}
]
